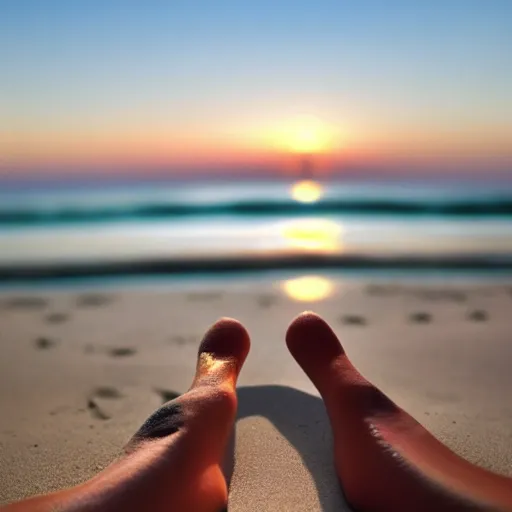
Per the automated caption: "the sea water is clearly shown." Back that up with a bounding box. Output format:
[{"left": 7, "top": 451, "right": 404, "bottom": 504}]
[{"left": 1, "top": 179, "right": 512, "bottom": 275}]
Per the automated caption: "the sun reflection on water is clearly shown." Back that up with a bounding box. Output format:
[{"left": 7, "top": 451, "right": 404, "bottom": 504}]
[
  {"left": 281, "top": 275, "right": 334, "bottom": 302},
  {"left": 280, "top": 218, "right": 343, "bottom": 253},
  {"left": 290, "top": 180, "right": 324, "bottom": 203}
]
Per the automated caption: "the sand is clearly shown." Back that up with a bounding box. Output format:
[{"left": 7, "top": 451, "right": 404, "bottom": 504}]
[{"left": 1, "top": 274, "right": 512, "bottom": 511}]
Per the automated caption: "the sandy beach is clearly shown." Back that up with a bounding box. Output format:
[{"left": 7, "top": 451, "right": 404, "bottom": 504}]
[{"left": 1, "top": 274, "right": 512, "bottom": 511}]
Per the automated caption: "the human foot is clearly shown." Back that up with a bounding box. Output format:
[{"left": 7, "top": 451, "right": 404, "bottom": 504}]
[
  {"left": 286, "top": 312, "right": 512, "bottom": 512},
  {"left": 4, "top": 318, "right": 250, "bottom": 512}
]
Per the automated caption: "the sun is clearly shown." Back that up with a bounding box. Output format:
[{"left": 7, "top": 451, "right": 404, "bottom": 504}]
[{"left": 273, "top": 116, "right": 335, "bottom": 155}]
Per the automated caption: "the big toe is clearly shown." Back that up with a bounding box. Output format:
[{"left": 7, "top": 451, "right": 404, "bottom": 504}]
[
  {"left": 193, "top": 317, "right": 250, "bottom": 389},
  {"left": 286, "top": 312, "right": 347, "bottom": 393},
  {"left": 286, "top": 311, "right": 344, "bottom": 360}
]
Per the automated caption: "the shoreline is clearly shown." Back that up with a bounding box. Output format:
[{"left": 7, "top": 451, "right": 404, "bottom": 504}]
[{"left": 3, "top": 254, "right": 512, "bottom": 284}]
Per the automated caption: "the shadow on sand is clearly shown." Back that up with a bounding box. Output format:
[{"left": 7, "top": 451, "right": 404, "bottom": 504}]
[{"left": 233, "top": 385, "right": 354, "bottom": 512}]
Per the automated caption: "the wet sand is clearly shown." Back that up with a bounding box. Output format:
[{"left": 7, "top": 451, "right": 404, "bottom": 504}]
[{"left": 1, "top": 275, "right": 512, "bottom": 511}]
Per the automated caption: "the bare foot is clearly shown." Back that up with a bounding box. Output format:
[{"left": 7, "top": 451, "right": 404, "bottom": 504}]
[
  {"left": 4, "top": 317, "right": 250, "bottom": 512},
  {"left": 286, "top": 312, "right": 512, "bottom": 512}
]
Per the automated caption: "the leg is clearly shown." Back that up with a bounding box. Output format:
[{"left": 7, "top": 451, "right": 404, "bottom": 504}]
[
  {"left": 286, "top": 312, "right": 512, "bottom": 512},
  {"left": 4, "top": 318, "right": 250, "bottom": 512}
]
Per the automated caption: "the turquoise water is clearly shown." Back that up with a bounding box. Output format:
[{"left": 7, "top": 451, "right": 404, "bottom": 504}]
[
  {"left": 2, "top": 180, "right": 512, "bottom": 224},
  {"left": 1, "top": 179, "right": 512, "bottom": 279}
]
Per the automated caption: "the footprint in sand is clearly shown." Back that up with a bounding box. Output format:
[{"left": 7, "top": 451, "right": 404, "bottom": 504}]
[
  {"left": 186, "top": 292, "right": 223, "bottom": 302},
  {"left": 86, "top": 387, "right": 180, "bottom": 421},
  {"left": 340, "top": 315, "right": 367, "bottom": 326},
  {"left": 3, "top": 297, "right": 48, "bottom": 310},
  {"left": 257, "top": 294, "right": 278, "bottom": 309},
  {"left": 108, "top": 347, "right": 137, "bottom": 358},
  {"left": 415, "top": 289, "right": 466, "bottom": 302},
  {"left": 449, "top": 291, "right": 467, "bottom": 303},
  {"left": 410, "top": 312, "right": 432, "bottom": 324},
  {"left": 168, "top": 335, "right": 198, "bottom": 346},
  {"left": 366, "top": 285, "right": 398, "bottom": 296},
  {"left": 45, "top": 312, "right": 69, "bottom": 324},
  {"left": 49, "top": 405, "right": 72, "bottom": 416},
  {"left": 154, "top": 389, "right": 181, "bottom": 404},
  {"left": 35, "top": 337, "right": 57, "bottom": 350},
  {"left": 468, "top": 310, "right": 488, "bottom": 322},
  {"left": 76, "top": 294, "right": 114, "bottom": 308},
  {"left": 87, "top": 398, "right": 110, "bottom": 420},
  {"left": 87, "top": 386, "right": 124, "bottom": 420},
  {"left": 94, "top": 386, "right": 124, "bottom": 399}
]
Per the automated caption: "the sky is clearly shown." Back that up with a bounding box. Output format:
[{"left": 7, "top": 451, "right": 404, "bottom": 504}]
[{"left": 1, "top": 0, "right": 511, "bottom": 181}]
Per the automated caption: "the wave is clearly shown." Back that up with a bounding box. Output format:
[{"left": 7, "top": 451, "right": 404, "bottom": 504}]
[{"left": 3, "top": 197, "right": 512, "bottom": 225}]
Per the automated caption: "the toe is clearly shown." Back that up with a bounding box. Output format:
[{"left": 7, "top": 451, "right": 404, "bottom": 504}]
[
  {"left": 286, "top": 312, "right": 351, "bottom": 397},
  {"left": 193, "top": 317, "right": 250, "bottom": 390}
]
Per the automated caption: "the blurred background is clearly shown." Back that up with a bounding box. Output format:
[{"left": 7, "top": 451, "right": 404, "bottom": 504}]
[
  {"left": 1, "top": 0, "right": 511, "bottom": 284},
  {"left": 2, "top": 4, "right": 512, "bottom": 509}
]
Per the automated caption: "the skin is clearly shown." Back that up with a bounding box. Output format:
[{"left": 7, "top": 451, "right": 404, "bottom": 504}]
[
  {"left": 3, "top": 318, "right": 250, "bottom": 512},
  {"left": 3, "top": 313, "right": 512, "bottom": 511},
  {"left": 286, "top": 312, "right": 512, "bottom": 512}
]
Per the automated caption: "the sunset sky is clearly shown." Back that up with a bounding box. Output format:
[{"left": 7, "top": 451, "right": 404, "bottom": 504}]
[{"left": 1, "top": 0, "right": 511, "bottom": 180}]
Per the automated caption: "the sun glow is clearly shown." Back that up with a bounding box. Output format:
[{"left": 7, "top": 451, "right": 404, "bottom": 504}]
[{"left": 272, "top": 116, "right": 336, "bottom": 155}]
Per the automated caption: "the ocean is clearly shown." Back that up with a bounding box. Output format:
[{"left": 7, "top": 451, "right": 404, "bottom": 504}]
[{"left": 1, "top": 179, "right": 512, "bottom": 282}]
